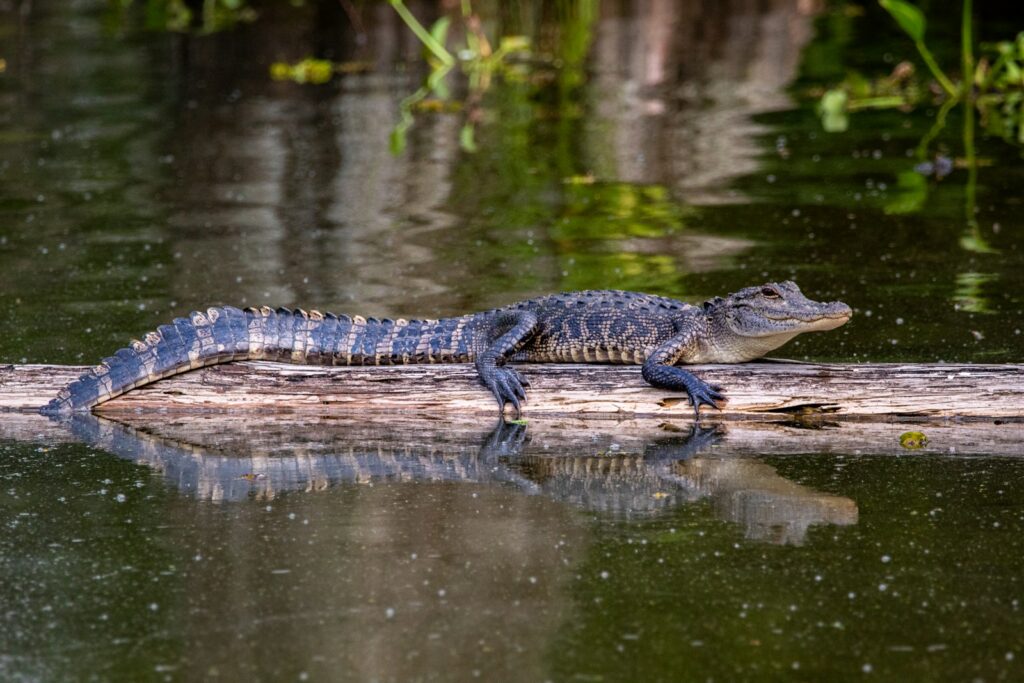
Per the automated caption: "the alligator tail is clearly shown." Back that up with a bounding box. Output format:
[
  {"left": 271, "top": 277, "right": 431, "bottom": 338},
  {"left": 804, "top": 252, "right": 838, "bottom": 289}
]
[{"left": 38, "top": 306, "right": 382, "bottom": 415}]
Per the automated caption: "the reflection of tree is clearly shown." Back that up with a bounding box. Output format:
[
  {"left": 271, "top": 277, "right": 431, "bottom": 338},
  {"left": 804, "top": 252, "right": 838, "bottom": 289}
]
[
  {"left": 2, "top": 0, "right": 824, "bottom": 362},
  {"left": 164, "top": 2, "right": 458, "bottom": 314},
  {"left": 589, "top": 0, "right": 820, "bottom": 204}
]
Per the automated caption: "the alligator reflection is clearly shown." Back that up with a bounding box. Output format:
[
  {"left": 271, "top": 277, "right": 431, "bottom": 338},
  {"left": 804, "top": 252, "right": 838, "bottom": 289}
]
[{"left": 61, "top": 414, "right": 856, "bottom": 545}]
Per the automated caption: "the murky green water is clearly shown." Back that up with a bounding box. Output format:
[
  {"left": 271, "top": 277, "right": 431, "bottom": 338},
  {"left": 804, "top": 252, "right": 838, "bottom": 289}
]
[{"left": 2, "top": 1, "right": 1023, "bottom": 680}]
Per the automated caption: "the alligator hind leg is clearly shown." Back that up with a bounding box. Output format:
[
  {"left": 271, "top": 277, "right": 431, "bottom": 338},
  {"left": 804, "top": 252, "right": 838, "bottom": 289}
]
[
  {"left": 474, "top": 310, "right": 538, "bottom": 416},
  {"left": 641, "top": 318, "right": 725, "bottom": 419}
]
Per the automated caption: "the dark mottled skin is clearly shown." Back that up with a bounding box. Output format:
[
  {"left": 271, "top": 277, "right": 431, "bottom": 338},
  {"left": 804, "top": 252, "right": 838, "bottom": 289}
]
[{"left": 41, "top": 282, "right": 852, "bottom": 418}]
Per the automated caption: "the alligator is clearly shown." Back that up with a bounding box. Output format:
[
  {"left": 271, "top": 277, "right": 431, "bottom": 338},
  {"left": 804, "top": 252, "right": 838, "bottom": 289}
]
[{"left": 40, "top": 281, "right": 852, "bottom": 417}]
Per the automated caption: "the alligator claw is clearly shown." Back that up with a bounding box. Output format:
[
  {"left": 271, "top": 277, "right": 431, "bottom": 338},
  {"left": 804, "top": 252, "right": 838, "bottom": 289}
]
[
  {"left": 482, "top": 366, "right": 530, "bottom": 417},
  {"left": 641, "top": 364, "right": 725, "bottom": 420},
  {"left": 686, "top": 382, "right": 724, "bottom": 420}
]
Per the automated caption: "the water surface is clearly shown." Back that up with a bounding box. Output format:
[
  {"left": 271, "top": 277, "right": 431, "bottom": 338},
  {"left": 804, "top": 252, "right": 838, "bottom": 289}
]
[{"left": 1, "top": 0, "right": 1023, "bottom": 680}]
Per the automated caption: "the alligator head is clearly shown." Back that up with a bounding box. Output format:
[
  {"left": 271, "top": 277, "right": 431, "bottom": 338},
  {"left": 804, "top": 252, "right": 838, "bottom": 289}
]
[{"left": 700, "top": 281, "right": 852, "bottom": 363}]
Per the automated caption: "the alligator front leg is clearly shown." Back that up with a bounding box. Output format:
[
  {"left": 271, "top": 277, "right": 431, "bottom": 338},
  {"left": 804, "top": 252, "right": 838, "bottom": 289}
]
[
  {"left": 474, "top": 310, "right": 538, "bottom": 416},
  {"left": 641, "top": 317, "right": 724, "bottom": 419}
]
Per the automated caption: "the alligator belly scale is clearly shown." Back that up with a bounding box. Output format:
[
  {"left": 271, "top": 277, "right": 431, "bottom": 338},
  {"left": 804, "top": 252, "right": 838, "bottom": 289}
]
[{"left": 41, "top": 282, "right": 852, "bottom": 418}]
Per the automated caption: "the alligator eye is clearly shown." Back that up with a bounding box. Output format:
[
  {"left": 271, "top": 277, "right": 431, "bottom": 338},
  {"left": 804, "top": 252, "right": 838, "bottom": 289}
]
[{"left": 761, "top": 287, "right": 780, "bottom": 298}]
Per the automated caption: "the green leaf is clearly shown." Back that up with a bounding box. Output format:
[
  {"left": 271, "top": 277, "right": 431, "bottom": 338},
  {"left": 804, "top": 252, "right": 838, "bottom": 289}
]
[
  {"left": 389, "top": 124, "right": 408, "bottom": 155},
  {"left": 498, "top": 35, "right": 531, "bottom": 53},
  {"left": 459, "top": 123, "right": 477, "bottom": 152},
  {"left": 817, "top": 89, "right": 849, "bottom": 132},
  {"left": 884, "top": 171, "right": 927, "bottom": 215},
  {"left": 429, "top": 16, "right": 450, "bottom": 47},
  {"left": 1005, "top": 61, "right": 1022, "bottom": 84},
  {"left": 879, "top": 0, "right": 925, "bottom": 43}
]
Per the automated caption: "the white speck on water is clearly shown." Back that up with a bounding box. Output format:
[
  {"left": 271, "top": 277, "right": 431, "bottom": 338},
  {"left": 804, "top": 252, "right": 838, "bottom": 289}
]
[
  {"left": 271, "top": 569, "right": 291, "bottom": 575},
  {"left": 529, "top": 576, "right": 537, "bottom": 584},
  {"left": 385, "top": 607, "right": 395, "bottom": 619},
  {"left": 1007, "top": 652, "right": 1015, "bottom": 661},
  {"left": 265, "top": 505, "right": 272, "bottom": 512},
  {"left": 437, "top": 589, "right": 446, "bottom": 597},
  {"left": 149, "top": 602, "right": 159, "bottom": 612},
  {"left": 879, "top": 583, "right": 888, "bottom": 592},
  {"left": 862, "top": 663, "right": 873, "bottom": 673},
  {"left": 881, "top": 555, "right": 891, "bottom": 563},
  {"left": 600, "top": 571, "right": 610, "bottom": 580},
  {"left": 115, "top": 493, "right": 126, "bottom": 503}
]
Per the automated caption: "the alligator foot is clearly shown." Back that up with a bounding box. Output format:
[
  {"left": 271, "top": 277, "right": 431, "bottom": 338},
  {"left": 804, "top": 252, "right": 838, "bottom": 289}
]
[
  {"left": 641, "top": 364, "right": 725, "bottom": 420},
  {"left": 479, "top": 365, "right": 530, "bottom": 417}
]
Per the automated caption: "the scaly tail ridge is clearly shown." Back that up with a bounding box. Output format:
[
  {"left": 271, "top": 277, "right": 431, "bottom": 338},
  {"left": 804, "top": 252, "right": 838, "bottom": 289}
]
[
  {"left": 40, "top": 306, "right": 284, "bottom": 415},
  {"left": 38, "top": 306, "right": 468, "bottom": 415}
]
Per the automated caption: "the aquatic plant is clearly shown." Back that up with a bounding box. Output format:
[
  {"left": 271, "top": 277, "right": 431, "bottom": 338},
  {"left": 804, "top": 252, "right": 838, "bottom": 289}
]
[
  {"left": 817, "top": 0, "right": 1023, "bottom": 142},
  {"left": 814, "top": 0, "right": 1020, "bottom": 257},
  {"left": 386, "top": 0, "right": 533, "bottom": 154}
]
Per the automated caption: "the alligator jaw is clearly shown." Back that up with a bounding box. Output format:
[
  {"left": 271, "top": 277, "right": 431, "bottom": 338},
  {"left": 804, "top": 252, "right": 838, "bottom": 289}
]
[{"left": 768, "top": 302, "right": 853, "bottom": 333}]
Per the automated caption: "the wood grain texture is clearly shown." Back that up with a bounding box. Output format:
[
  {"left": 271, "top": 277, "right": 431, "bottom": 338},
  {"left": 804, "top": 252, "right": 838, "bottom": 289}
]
[{"left": 1, "top": 361, "right": 1022, "bottom": 419}]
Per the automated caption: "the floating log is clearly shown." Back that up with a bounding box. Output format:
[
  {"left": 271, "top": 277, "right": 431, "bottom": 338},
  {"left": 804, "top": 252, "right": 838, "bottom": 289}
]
[{"left": 1, "top": 361, "right": 1022, "bottom": 419}]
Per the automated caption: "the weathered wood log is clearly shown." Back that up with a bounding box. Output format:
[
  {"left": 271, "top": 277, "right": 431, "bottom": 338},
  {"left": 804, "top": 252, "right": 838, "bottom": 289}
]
[{"left": 1, "top": 361, "right": 1022, "bottom": 419}]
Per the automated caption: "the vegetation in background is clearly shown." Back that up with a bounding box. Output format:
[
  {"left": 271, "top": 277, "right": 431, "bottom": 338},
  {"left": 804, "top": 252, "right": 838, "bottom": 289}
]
[
  {"left": 386, "top": 0, "right": 532, "bottom": 154},
  {"left": 110, "top": 0, "right": 257, "bottom": 32},
  {"left": 816, "top": 0, "right": 1023, "bottom": 143},
  {"left": 814, "top": 0, "right": 1021, "bottom": 258},
  {"left": 268, "top": 1, "right": 597, "bottom": 154}
]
